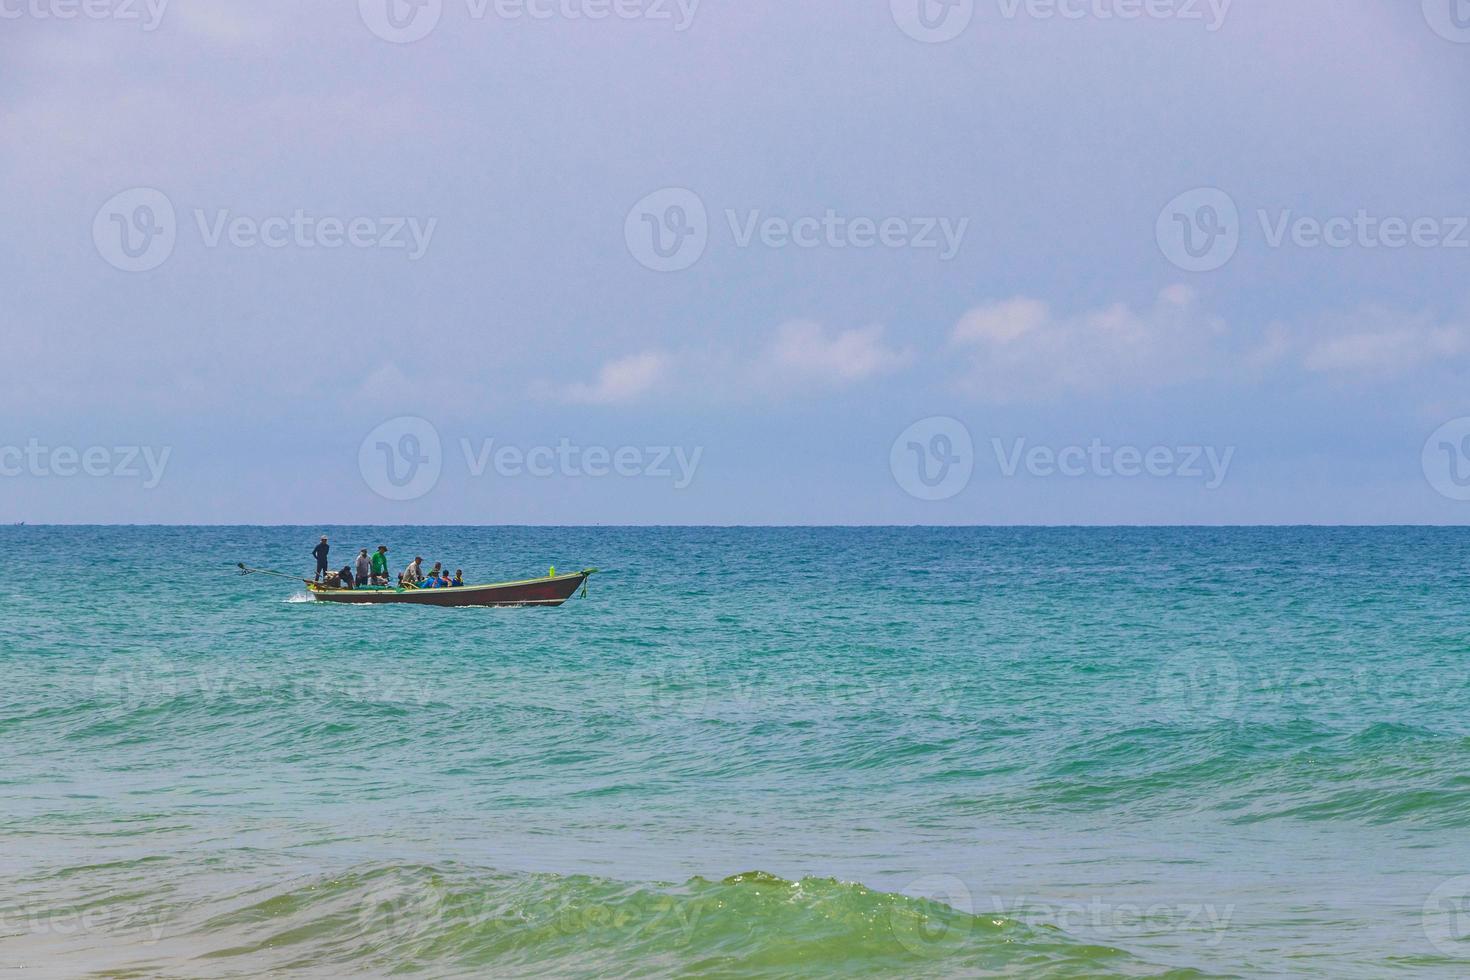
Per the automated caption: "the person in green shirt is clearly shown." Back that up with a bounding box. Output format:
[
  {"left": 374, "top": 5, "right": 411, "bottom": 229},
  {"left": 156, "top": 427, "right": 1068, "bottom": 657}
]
[{"left": 370, "top": 545, "right": 389, "bottom": 586}]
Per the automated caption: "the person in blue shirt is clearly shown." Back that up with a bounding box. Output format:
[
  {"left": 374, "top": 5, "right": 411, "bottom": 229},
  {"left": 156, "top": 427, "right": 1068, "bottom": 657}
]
[{"left": 451, "top": 570, "right": 465, "bottom": 587}]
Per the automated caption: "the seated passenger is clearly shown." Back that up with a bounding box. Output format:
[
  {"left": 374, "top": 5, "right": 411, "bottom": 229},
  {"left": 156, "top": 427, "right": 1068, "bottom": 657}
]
[
  {"left": 451, "top": 570, "right": 464, "bottom": 587},
  {"left": 401, "top": 557, "right": 424, "bottom": 587}
]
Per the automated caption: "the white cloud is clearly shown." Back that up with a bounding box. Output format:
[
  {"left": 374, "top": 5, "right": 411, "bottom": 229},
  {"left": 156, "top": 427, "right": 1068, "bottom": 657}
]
[
  {"left": 950, "top": 285, "right": 1224, "bottom": 402},
  {"left": 543, "top": 300, "right": 1470, "bottom": 412},
  {"left": 766, "top": 321, "right": 912, "bottom": 384},
  {"left": 1302, "top": 310, "right": 1469, "bottom": 378},
  {"left": 948, "top": 289, "right": 1470, "bottom": 401},
  {"left": 953, "top": 298, "right": 1050, "bottom": 345},
  {"left": 350, "top": 363, "right": 418, "bottom": 407},
  {"left": 563, "top": 351, "right": 670, "bottom": 405},
  {"left": 545, "top": 322, "right": 911, "bottom": 405}
]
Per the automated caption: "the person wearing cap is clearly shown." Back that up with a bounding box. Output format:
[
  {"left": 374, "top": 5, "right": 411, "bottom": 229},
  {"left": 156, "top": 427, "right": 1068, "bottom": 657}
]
[
  {"left": 355, "top": 549, "right": 373, "bottom": 588},
  {"left": 370, "top": 546, "right": 389, "bottom": 585},
  {"left": 312, "top": 535, "right": 330, "bottom": 582},
  {"left": 401, "top": 556, "right": 424, "bottom": 587}
]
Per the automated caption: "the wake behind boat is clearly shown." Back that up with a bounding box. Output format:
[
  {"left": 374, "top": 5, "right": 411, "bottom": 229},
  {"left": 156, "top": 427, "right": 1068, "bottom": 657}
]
[{"left": 238, "top": 564, "right": 596, "bottom": 608}]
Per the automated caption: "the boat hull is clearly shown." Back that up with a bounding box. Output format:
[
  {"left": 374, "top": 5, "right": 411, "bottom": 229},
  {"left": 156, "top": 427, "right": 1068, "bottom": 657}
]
[{"left": 308, "top": 571, "right": 592, "bottom": 607}]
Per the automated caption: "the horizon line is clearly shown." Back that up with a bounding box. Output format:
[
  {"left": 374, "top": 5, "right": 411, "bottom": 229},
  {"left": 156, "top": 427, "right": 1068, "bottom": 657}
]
[{"left": 5, "top": 523, "right": 1469, "bottom": 530}]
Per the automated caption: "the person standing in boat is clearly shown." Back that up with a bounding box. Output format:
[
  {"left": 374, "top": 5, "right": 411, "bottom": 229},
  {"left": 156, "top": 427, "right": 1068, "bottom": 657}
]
[
  {"left": 371, "top": 546, "right": 389, "bottom": 585},
  {"left": 355, "top": 549, "right": 373, "bottom": 588},
  {"left": 312, "top": 535, "right": 330, "bottom": 582}
]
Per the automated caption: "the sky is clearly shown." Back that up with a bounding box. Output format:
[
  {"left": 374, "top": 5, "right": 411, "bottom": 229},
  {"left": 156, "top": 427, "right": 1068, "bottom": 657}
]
[{"left": 3, "top": 0, "right": 1470, "bottom": 524}]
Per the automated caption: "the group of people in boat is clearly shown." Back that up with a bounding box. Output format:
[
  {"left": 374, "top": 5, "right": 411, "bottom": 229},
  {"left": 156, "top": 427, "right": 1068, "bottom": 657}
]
[{"left": 312, "top": 536, "right": 466, "bottom": 590}]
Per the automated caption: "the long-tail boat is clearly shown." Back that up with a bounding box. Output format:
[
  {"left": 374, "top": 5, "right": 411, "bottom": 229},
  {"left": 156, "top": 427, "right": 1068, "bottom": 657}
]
[{"left": 238, "top": 564, "right": 596, "bottom": 608}]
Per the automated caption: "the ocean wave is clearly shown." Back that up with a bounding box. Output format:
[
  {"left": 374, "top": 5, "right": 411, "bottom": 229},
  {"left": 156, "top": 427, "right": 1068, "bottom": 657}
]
[
  {"left": 927, "top": 720, "right": 1470, "bottom": 828},
  {"left": 91, "top": 865, "right": 1206, "bottom": 979}
]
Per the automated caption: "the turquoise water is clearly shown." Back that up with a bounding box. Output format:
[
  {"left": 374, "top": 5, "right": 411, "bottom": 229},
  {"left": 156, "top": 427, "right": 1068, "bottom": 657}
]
[{"left": 4, "top": 526, "right": 1470, "bottom": 977}]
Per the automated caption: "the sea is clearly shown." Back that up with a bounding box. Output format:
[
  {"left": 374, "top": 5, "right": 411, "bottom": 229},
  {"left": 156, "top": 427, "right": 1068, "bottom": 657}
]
[{"left": 3, "top": 525, "right": 1468, "bottom": 978}]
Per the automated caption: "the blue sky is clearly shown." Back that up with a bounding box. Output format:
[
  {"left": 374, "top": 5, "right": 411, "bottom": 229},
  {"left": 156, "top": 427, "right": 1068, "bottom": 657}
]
[{"left": 4, "top": 0, "right": 1470, "bottom": 524}]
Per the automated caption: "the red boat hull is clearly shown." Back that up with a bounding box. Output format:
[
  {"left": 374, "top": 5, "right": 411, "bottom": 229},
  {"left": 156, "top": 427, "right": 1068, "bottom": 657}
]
[{"left": 308, "top": 571, "right": 593, "bottom": 607}]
